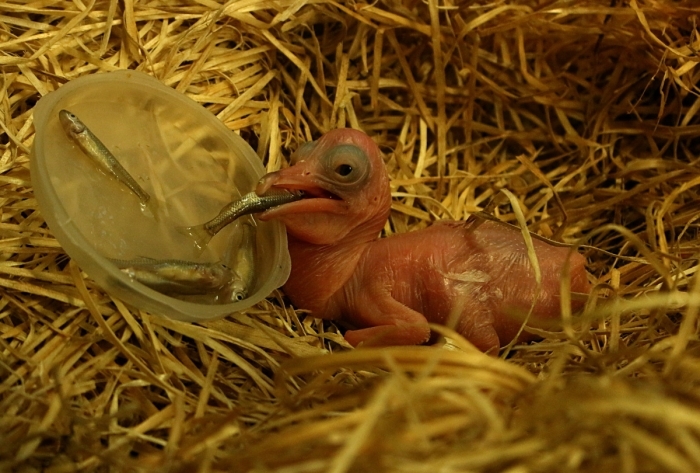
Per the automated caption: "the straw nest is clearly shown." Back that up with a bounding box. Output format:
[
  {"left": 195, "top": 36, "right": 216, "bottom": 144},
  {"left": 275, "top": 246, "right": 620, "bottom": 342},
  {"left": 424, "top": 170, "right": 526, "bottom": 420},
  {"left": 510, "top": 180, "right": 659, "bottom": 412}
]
[{"left": 2, "top": 0, "right": 700, "bottom": 471}]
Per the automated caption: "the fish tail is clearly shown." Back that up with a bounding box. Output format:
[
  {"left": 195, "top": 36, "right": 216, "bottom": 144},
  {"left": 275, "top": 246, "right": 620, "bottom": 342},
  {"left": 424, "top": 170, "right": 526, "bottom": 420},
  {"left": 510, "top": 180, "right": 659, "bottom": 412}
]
[{"left": 176, "top": 224, "right": 213, "bottom": 250}]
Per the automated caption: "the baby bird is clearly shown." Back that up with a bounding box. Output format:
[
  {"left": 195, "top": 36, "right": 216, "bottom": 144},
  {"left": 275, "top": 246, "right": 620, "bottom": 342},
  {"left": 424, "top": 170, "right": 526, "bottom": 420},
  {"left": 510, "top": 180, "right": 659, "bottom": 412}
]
[{"left": 256, "top": 129, "right": 590, "bottom": 352}]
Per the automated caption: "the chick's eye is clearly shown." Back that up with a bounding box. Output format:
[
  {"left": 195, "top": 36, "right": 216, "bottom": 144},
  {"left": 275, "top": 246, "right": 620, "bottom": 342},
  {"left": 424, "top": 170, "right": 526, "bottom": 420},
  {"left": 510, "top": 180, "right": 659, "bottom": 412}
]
[
  {"left": 321, "top": 144, "right": 370, "bottom": 187},
  {"left": 335, "top": 164, "right": 353, "bottom": 176}
]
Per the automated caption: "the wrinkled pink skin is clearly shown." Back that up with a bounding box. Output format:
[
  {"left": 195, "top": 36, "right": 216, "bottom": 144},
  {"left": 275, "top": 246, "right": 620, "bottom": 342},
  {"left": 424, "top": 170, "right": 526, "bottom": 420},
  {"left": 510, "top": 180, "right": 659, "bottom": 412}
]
[{"left": 257, "top": 129, "right": 590, "bottom": 352}]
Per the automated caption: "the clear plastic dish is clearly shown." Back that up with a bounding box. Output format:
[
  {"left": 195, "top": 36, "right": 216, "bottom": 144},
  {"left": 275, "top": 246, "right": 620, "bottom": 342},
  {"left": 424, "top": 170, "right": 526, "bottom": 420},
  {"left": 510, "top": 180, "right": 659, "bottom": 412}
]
[{"left": 31, "top": 70, "right": 291, "bottom": 322}]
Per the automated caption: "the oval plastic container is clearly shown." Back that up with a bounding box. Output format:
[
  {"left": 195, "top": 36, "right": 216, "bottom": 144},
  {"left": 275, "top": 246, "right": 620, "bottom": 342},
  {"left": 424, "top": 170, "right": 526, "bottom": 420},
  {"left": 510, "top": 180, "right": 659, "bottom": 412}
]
[{"left": 31, "top": 70, "right": 291, "bottom": 322}]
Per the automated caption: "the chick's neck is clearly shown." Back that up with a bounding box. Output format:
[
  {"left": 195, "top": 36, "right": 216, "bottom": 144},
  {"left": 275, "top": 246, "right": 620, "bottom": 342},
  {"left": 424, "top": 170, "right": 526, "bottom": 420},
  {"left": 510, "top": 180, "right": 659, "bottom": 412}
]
[{"left": 283, "top": 208, "right": 389, "bottom": 320}]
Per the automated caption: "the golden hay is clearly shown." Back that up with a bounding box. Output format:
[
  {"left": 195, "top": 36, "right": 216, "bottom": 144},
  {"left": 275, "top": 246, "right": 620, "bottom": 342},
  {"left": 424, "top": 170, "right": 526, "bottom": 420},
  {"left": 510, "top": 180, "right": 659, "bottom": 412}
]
[{"left": 2, "top": 0, "right": 700, "bottom": 471}]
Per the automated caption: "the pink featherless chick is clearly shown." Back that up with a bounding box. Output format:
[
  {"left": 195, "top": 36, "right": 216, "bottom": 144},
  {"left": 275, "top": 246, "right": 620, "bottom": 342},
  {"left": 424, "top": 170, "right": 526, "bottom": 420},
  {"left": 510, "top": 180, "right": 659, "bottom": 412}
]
[{"left": 255, "top": 129, "right": 590, "bottom": 353}]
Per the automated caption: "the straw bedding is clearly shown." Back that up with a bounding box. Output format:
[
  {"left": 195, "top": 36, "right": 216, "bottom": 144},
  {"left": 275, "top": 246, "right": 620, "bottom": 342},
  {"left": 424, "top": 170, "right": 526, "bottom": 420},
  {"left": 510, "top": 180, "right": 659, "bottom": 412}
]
[{"left": 2, "top": 0, "right": 700, "bottom": 471}]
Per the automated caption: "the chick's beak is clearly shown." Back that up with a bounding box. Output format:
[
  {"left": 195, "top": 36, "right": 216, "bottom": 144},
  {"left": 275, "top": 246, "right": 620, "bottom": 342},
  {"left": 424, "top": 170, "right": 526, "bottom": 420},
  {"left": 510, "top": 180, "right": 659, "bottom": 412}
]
[
  {"left": 255, "top": 169, "right": 291, "bottom": 196},
  {"left": 256, "top": 161, "right": 322, "bottom": 196},
  {"left": 255, "top": 162, "right": 347, "bottom": 221}
]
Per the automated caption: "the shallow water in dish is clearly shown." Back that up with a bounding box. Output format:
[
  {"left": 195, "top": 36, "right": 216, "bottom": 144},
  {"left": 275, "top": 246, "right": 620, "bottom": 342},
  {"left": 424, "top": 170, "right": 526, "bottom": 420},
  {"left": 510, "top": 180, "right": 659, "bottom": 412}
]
[{"left": 44, "top": 83, "right": 259, "bottom": 303}]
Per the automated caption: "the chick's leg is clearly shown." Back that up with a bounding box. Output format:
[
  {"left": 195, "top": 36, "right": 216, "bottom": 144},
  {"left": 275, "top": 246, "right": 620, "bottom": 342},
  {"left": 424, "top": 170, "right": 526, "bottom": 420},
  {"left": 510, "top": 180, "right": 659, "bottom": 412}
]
[
  {"left": 344, "top": 296, "right": 431, "bottom": 347},
  {"left": 463, "top": 324, "right": 500, "bottom": 355}
]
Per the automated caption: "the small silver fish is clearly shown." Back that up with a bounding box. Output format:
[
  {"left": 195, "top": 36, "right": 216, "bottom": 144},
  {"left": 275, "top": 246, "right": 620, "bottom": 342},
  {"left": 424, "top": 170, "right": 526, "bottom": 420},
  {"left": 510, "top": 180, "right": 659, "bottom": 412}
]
[
  {"left": 179, "top": 189, "right": 303, "bottom": 249},
  {"left": 111, "top": 258, "right": 233, "bottom": 295},
  {"left": 59, "top": 109, "right": 158, "bottom": 216},
  {"left": 229, "top": 221, "right": 256, "bottom": 302}
]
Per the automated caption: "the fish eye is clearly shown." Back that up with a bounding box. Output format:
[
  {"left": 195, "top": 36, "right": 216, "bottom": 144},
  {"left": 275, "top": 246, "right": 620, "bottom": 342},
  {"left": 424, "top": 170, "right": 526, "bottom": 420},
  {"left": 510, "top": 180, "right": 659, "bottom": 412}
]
[
  {"left": 62, "top": 111, "right": 84, "bottom": 133},
  {"left": 322, "top": 144, "right": 370, "bottom": 186},
  {"left": 233, "top": 292, "right": 245, "bottom": 301}
]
